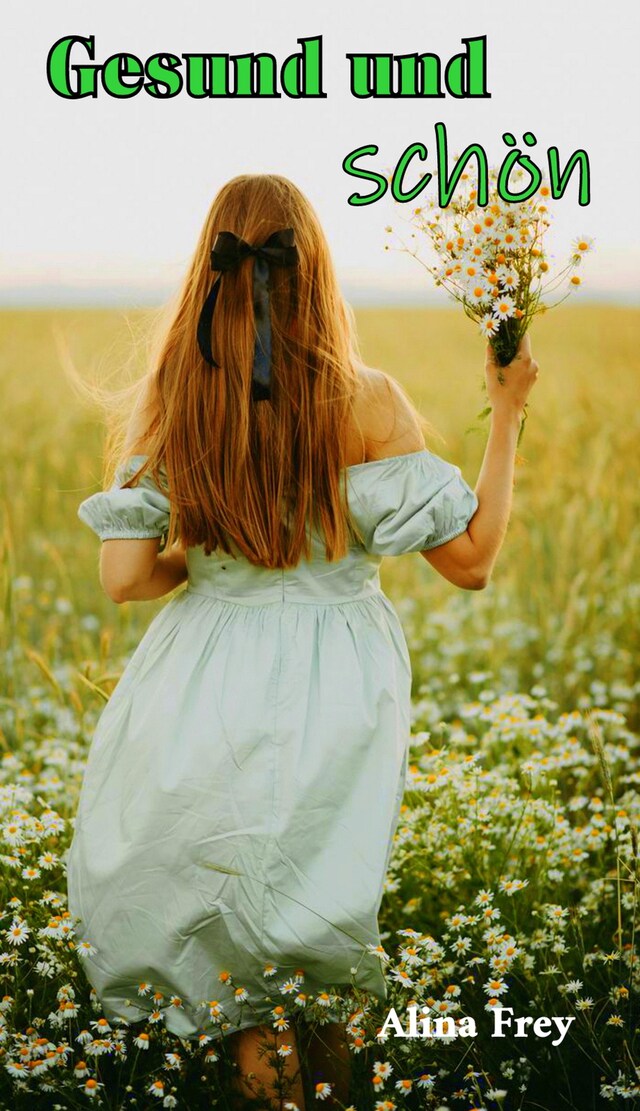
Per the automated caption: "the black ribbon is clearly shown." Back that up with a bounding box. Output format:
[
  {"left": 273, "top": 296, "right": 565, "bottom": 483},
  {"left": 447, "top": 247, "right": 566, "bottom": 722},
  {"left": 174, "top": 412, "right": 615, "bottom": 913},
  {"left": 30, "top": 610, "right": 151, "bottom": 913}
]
[{"left": 196, "top": 228, "right": 298, "bottom": 401}]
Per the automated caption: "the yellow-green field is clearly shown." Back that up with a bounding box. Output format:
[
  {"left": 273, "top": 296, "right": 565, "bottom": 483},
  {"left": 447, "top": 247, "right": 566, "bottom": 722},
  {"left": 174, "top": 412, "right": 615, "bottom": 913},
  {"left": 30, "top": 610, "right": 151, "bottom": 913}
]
[
  {"left": 1, "top": 304, "right": 637, "bottom": 714},
  {"left": 0, "top": 304, "right": 638, "bottom": 1110}
]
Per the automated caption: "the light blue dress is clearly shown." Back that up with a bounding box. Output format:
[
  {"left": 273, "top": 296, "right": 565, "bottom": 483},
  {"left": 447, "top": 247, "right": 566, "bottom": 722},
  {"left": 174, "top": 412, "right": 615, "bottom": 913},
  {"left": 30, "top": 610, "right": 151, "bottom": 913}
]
[{"left": 66, "top": 449, "right": 478, "bottom": 1040}]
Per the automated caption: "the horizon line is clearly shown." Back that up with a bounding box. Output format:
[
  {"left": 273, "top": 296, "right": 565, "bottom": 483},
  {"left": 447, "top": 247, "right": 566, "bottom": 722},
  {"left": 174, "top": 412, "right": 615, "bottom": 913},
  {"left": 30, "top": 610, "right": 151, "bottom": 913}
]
[{"left": 0, "top": 281, "right": 638, "bottom": 310}]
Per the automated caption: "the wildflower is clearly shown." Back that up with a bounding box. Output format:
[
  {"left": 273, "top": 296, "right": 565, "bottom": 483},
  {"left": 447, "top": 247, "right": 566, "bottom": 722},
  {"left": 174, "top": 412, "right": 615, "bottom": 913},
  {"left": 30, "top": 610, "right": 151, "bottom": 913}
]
[
  {"left": 234, "top": 986, "right": 249, "bottom": 1003},
  {"left": 474, "top": 890, "right": 493, "bottom": 906},
  {"left": 134, "top": 1032, "right": 150, "bottom": 1049},
  {"left": 417, "top": 1072, "right": 435, "bottom": 1088},
  {"left": 82, "top": 1078, "right": 102, "bottom": 1098},
  {"left": 500, "top": 878, "right": 529, "bottom": 896},
  {"left": 316, "top": 992, "right": 335, "bottom": 1007},
  {"left": 395, "top": 1078, "right": 413, "bottom": 1093},
  {"left": 479, "top": 313, "right": 499, "bottom": 338},
  {"left": 76, "top": 940, "right": 97, "bottom": 958},
  {"left": 6, "top": 920, "right": 29, "bottom": 946},
  {"left": 495, "top": 265, "right": 520, "bottom": 290},
  {"left": 492, "top": 295, "right": 516, "bottom": 321},
  {"left": 315, "top": 1081, "right": 333, "bottom": 1099},
  {"left": 6, "top": 1061, "right": 28, "bottom": 1077},
  {"left": 482, "top": 982, "right": 506, "bottom": 999},
  {"left": 90, "top": 1018, "right": 112, "bottom": 1035},
  {"left": 374, "top": 1060, "right": 393, "bottom": 1079},
  {"left": 278, "top": 1043, "right": 294, "bottom": 1057},
  {"left": 564, "top": 979, "right": 583, "bottom": 994},
  {"left": 367, "top": 943, "right": 391, "bottom": 962},
  {"left": 149, "top": 1079, "right": 165, "bottom": 1098},
  {"left": 575, "top": 997, "right": 594, "bottom": 1011},
  {"left": 390, "top": 968, "right": 413, "bottom": 988},
  {"left": 279, "top": 978, "right": 301, "bottom": 995},
  {"left": 571, "top": 235, "right": 594, "bottom": 258}
]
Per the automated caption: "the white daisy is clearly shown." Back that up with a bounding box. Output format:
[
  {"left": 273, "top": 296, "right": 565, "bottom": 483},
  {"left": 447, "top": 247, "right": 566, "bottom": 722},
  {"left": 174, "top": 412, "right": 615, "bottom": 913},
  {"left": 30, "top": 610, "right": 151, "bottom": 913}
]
[
  {"left": 484, "top": 977, "right": 509, "bottom": 997},
  {"left": 374, "top": 1060, "right": 393, "bottom": 1078},
  {"left": 495, "top": 265, "right": 520, "bottom": 290},
  {"left": 366, "top": 943, "right": 390, "bottom": 962},
  {"left": 76, "top": 940, "right": 97, "bottom": 958},
  {"left": 21, "top": 866, "right": 41, "bottom": 881},
  {"left": 492, "top": 295, "right": 516, "bottom": 321},
  {"left": 90, "top": 1017, "right": 112, "bottom": 1034},
  {"left": 6, "top": 1061, "right": 27, "bottom": 1077},
  {"left": 2, "top": 822, "right": 24, "bottom": 846},
  {"left": 395, "top": 1078, "right": 413, "bottom": 1093},
  {"left": 82, "top": 1079, "right": 102, "bottom": 1099},
  {"left": 315, "top": 1081, "right": 333, "bottom": 1100},
  {"left": 479, "top": 314, "right": 500, "bottom": 339},
  {"left": 465, "top": 280, "right": 492, "bottom": 305},
  {"left": 6, "top": 920, "right": 29, "bottom": 946},
  {"left": 571, "top": 235, "right": 594, "bottom": 259}
]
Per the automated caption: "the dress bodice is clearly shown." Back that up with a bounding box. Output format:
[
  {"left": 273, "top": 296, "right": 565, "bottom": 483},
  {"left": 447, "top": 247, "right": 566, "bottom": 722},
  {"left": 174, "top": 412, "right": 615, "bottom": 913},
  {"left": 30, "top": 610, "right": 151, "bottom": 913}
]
[{"left": 77, "top": 449, "right": 479, "bottom": 604}]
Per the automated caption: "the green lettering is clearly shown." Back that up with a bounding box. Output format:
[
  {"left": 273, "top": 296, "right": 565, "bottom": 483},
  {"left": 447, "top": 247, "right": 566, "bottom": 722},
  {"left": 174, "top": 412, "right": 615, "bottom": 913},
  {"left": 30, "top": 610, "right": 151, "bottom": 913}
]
[
  {"left": 391, "top": 143, "right": 432, "bottom": 201},
  {"left": 445, "top": 36, "right": 489, "bottom": 98},
  {"left": 101, "top": 53, "right": 144, "bottom": 98},
  {"left": 46, "top": 35, "right": 98, "bottom": 99},
  {"left": 342, "top": 145, "right": 388, "bottom": 206},
  {"left": 234, "top": 54, "right": 279, "bottom": 96},
  {"left": 548, "top": 148, "right": 591, "bottom": 206},
  {"left": 145, "top": 55, "right": 182, "bottom": 98},
  {"left": 435, "top": 122, "right": 489, "bottom": 206},
  {"left": 281, "top": 36, "right": 324, "bottom": 98}
]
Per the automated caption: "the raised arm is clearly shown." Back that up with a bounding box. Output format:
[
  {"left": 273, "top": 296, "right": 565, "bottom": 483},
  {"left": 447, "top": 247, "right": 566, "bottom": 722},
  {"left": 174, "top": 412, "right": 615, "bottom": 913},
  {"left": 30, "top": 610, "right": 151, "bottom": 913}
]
[
  {"left": 421, "top": 335, "right": 539, "bottom": 589},
  {"left": 356, "top": 338, "right": 539, "bottom": 590}
]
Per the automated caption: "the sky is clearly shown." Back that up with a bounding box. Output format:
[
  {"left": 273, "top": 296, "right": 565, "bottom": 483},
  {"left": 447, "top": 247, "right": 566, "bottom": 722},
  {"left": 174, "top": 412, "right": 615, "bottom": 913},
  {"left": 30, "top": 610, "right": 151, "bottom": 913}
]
[{"left": 2, "top": 0, "right": 639, "bottom": 305}]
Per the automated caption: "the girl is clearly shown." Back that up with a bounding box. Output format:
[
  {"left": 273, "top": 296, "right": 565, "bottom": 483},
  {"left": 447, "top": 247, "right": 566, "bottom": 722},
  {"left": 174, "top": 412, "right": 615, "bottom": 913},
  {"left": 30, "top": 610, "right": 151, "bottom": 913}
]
[{"left": 67, "top": 173, "right": 539, "bottom": 1108}]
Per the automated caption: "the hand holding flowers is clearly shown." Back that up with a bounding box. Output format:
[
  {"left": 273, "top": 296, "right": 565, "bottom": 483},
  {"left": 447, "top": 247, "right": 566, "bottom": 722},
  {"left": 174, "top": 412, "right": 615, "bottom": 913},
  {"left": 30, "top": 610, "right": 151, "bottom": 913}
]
[{"left": 387, "top": 164, "right": 594, "bottom": 443}]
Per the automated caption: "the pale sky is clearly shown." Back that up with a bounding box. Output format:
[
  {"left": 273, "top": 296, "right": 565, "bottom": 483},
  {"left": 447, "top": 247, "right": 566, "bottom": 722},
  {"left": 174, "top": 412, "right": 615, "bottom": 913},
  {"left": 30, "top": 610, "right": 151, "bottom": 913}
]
[{"left": 3, "top": 0, "right": 639, "bottom": 303}]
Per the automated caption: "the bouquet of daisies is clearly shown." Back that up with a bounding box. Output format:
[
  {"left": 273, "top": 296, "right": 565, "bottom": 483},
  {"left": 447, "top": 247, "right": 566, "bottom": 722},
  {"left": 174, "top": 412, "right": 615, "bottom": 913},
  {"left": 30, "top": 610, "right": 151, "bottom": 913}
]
[{"left": 387, "top": 165, "right": 594, "bottom": 442}]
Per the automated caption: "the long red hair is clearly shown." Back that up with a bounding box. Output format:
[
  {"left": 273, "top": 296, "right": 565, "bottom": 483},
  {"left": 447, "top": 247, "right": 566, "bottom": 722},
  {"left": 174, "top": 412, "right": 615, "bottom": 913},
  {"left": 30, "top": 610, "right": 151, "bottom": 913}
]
[{"left": 120, "top": 174, "right": 370, "bottom": 567}]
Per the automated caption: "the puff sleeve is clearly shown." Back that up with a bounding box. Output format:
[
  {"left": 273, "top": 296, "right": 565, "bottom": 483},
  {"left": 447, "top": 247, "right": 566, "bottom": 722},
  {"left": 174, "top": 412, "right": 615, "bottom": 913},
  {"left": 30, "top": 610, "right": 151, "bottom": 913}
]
[
  {"left": 347, "top": 449, "right": 478, "bottom": 557},
  {"left": 77, "top": 455, "right": 171, "bottom": 543}
]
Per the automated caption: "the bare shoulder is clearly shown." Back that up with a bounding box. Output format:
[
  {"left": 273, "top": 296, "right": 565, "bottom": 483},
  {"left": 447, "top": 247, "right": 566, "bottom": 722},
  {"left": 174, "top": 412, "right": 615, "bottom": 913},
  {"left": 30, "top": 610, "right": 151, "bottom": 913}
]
[
  {"left": 352, "top": 365, "right": 426, "bottom": 462},
  {"left": 123, "top": 373, "right": 161, "bottom": 454}
]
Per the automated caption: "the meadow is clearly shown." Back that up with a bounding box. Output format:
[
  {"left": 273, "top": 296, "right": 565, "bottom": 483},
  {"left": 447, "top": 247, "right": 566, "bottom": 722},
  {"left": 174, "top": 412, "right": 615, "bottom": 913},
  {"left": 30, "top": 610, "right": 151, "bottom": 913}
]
[{"left": 0, "top": 304, "right": 638, "bottom": 1109}]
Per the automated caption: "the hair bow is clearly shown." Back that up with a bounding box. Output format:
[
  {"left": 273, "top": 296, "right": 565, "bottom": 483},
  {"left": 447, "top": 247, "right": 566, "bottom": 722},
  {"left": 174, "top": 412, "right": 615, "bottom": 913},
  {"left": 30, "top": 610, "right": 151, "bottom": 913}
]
[{"left": 196, "top": 228, "right": 298, "bottom": 401}]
